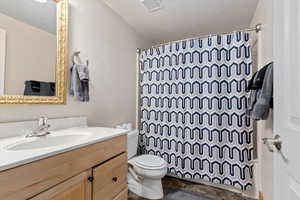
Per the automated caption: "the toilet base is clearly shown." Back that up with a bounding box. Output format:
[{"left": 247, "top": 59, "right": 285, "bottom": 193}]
[{"left": 128, "top": 173, "right": 164, "bottom": 200}]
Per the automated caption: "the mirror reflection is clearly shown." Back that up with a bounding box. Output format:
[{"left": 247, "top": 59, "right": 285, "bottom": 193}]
[{"left": 0, "top": 0, "right": 57, "bottom": 96}]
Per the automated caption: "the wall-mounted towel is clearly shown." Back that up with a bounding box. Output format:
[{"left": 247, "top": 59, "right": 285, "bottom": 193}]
[
  {"left": 69, "top": 63, "right": 90, "bottom": 102},
  {"left": 247, "top": 64, "right": 269, "bottom": 91},
  {"left": 247, "top": 62, "right": 273, "bottom": 120}
]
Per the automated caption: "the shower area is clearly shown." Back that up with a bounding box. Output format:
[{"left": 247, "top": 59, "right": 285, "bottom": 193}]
[{"left": 136, "top": 26, "right": 261, "bottom": 197}]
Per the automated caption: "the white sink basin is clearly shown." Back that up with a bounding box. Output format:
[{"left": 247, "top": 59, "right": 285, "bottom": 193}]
[
  {"left": 0, "top": 127, "right": 127, "bottom": 172},
  {"left": 4, "top": 134, "right": 87, "bottom": 151}
]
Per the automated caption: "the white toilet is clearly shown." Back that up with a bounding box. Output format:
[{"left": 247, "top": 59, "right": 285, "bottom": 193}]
[{"left": 127, "top": 130, "right": 167, "bottom": 200}]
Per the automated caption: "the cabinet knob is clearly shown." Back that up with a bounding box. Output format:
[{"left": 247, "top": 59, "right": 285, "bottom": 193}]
[
  {"left": 112, "top": 177, "right": 118, "bottom": 182},
  {"left": 88, "top": 176, "right": 94, "bottom": 183}
]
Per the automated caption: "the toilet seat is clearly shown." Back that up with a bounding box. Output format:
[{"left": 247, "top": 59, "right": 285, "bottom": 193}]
[
  {"left": 129, "top": 155, "right": 167, "bottom": 179},
  {"left": 133, "top": 155, "right": 166, "bottom": 170}
]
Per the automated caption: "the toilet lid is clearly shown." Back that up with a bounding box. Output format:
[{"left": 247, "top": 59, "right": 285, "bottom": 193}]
[{"left": 134, "top": 155, "right": 166, "bottom": 169}]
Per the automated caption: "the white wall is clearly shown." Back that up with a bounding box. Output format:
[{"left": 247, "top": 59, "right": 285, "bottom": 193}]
[
  {"left": 251, "top": 0, "right": 273, "bottom": 200},
  {"left": 0, "top": 0, "right": 151, "bottom": 128}
]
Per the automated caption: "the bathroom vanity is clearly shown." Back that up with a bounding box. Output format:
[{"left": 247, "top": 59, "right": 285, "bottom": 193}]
[{"left": 0, "top": 126, "right": 128, "bottom": 200}]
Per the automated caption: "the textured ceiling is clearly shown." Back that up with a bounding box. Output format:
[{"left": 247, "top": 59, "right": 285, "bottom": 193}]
[
  {"left": 102, "top": 0, "right": 259, "bottom": 44},
  {"left": 0, "top": 0, "right": 56, "bottom": 34}
]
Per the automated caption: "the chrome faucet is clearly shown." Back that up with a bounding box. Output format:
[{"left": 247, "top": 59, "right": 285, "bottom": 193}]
[{"left": 26, "top": 117, "right": 51, "bottom": 138}]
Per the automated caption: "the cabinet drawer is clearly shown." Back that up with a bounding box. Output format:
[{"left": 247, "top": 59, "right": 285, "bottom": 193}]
[{"left": 93, "top": 153, "right": 127, "bottom": 200}]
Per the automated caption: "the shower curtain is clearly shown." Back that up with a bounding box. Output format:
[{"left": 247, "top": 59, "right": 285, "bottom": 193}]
[{"left": 138, "top": 32, "right": 253, "bottom": 190}]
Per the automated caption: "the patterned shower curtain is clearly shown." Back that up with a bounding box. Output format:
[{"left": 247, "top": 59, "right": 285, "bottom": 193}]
[{"left": 138, "top": 32, "right": 253, "bottom": 190}]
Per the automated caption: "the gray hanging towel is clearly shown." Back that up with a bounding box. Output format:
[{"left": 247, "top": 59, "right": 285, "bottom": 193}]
[
  {"left": 247, "top": 62, "right": 273, "bottom": 120},
  {"left": 69, "top": 63, "right": 90, "bottom": 102}
]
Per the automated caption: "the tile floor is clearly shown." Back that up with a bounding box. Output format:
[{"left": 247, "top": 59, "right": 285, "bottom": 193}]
[{"left": 128, "top": 176, "right": 256, "bottom": 200}]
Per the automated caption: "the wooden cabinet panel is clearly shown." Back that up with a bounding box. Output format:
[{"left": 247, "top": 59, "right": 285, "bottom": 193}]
[
  {"left": 0, "top": 135, "right": 126, "bottom": 200},
  {"left": 29, "top": 170, "right": 92, "bottom": 200},
  {"left": 93, "top": 153, "right": 128, "bottom": 200},
  {"left": 113, "top": 189, "right": 128, "bottom": 200}
]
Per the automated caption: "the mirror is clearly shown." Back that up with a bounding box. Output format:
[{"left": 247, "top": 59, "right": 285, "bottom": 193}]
[{"left": 0, "top": 0, "right": 68, "bottom": 104}]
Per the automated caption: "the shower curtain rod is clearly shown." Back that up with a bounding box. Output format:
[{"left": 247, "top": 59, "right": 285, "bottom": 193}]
[{"left": 145, "top": 23, "right": 263, "bottom": 50}]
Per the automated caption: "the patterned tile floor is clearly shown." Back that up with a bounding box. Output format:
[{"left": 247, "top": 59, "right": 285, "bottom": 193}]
[{"left": 128, "top": 176, "right": 256, "bottom": 200}]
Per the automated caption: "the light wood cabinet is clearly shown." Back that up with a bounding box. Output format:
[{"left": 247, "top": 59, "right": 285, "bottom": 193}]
[
  {"left": 93, "top": 153, "right": 127, "bottom": 200},
  {"left": 0, "top": 135, "right": 128, "bottom": 200},
  {"left": 113, "top": 189, "right": 128, "bottom": 200}
]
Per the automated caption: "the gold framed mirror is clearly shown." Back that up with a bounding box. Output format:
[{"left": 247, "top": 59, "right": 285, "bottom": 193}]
[{"left": 0, "top": 0, "right": 68, "bottom": 105}]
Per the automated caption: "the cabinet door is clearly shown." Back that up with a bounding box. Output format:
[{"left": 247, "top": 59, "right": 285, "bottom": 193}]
[
  {"left": 93, "top": 153, "right": 127, "bottom": 200},
  {"left": 30, "top": 170, "right": 92, "bottom": 200}
]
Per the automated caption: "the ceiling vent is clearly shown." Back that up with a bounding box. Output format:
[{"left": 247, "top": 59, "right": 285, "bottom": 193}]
[{"left": 140, "top": 0, "right": 163, "bottom": 12}]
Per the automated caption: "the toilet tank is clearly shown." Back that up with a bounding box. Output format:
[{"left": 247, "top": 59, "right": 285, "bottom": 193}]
[{"left": 127, "top": 130, "right": 139, "bottom": 159}]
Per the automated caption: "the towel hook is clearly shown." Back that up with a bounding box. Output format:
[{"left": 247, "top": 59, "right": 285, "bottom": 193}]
[{"left": 72, "top": 51, "right": 89, "bottom": 66}]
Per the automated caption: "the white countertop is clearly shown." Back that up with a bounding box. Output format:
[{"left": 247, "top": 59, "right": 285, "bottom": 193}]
[{"left": 0, "top": 127, "right": 128, "bottom": 172}]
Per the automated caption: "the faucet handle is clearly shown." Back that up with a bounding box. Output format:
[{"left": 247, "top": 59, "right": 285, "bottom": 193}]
[{"left": 38, "top": 117, "right": 48, "bottom": 126}]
